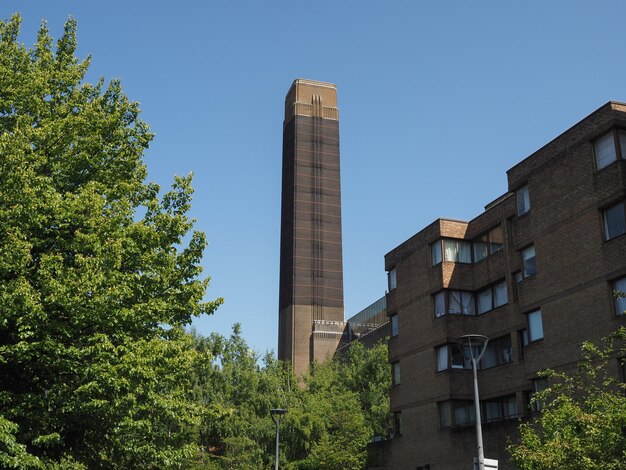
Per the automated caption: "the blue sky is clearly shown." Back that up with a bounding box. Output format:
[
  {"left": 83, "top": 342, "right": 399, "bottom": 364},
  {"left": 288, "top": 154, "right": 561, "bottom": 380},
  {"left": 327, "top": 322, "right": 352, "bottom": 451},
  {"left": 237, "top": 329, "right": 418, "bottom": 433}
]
[{"left": 4, "top": 1, "right": 626, "bottom": 354}]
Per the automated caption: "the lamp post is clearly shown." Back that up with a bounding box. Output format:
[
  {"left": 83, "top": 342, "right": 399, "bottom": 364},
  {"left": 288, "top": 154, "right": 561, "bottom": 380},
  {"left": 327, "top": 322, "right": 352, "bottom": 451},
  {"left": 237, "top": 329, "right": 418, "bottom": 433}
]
[
  {"left": 458, "top": 334, "right": 489, "bottom": 470},
  {"left": 270, "top": 408, "right": 287, "bottom": 470}
]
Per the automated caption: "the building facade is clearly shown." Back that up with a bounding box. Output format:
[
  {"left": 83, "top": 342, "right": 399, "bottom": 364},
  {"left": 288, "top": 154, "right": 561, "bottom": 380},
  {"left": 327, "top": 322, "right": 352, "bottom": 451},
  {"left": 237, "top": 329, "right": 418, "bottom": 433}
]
[
  {"left": 383, "top": 102, "right": 626, "bottom": 469},
  {"left": 278, "top": 79, "right": 345, "bottom": 376}
]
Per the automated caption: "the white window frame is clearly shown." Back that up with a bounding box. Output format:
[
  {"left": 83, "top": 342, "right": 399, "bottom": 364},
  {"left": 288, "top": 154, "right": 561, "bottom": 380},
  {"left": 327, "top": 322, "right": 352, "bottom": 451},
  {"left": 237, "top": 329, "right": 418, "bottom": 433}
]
[
  {"left": 527, "top": 309, "right": 544, "bottom": 342},
  {"left": 522, "top": 245, "right": 537, "bottom": 278},
  {"left": 516, "top": 185, "right": 531, "bottom": 216},
  {"left": 388, "top": 267, "right": 397, "bottom": 291}
]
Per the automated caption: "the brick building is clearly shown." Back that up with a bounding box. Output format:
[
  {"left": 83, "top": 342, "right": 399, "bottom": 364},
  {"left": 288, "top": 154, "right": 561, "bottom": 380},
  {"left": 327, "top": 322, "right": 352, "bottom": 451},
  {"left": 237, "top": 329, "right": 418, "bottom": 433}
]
[
  {"left": 278, "top": 79, "right": 346, "bottom": 376},
  {"left": 382, "top": 101, "right": 626, "bottom": 469}
]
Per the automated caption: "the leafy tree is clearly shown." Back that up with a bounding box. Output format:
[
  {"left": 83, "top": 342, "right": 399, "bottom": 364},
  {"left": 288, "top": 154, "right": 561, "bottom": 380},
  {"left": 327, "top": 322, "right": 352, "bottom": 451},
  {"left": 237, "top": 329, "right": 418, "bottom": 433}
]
[
  {"left": 0, "top": 15, "right": 221, "bottom": 468},
  {"left": 189, "top": 327, "right": 388, "bottom": 470},
  {"left": 338, "top": 340, "right": 392, "bottom": 438},
  {"left": 508, "top": 327, "right": 626, "bottom": 470}
]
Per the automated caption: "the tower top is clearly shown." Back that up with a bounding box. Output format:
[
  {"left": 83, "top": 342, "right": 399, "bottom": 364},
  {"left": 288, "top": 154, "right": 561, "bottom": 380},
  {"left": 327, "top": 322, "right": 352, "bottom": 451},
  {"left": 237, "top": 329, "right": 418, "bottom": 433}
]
[{"left": 284, "top": 78, "right": 339, "bottom": 122}]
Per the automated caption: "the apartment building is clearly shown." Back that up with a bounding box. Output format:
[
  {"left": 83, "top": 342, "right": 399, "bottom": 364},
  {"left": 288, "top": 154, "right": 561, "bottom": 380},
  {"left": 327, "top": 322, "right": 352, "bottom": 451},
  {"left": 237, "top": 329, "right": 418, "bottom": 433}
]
[{"left": 383, "top": 101, "right": 626, "bottom": 469}]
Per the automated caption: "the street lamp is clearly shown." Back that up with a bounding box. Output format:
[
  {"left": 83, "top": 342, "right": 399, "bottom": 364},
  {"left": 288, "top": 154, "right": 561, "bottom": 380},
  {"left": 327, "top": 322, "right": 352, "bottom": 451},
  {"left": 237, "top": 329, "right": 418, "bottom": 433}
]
[
  {"left": 270, "top": 408, "right": 287, "bottom": 470},
  {"left": 458, "top": 334, "right": 489, "bottom": 470}
]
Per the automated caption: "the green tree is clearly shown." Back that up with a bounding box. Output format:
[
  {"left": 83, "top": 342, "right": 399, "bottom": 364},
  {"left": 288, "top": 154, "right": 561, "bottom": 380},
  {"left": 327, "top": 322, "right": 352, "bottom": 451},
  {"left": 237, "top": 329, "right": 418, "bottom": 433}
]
[
  {"left": 508, "top": 327, "right": 626, "bottom": 470},
  {"left": 338, "top": 340, "right": 392, "bottom": 438},
  {"left": 0, "top": 15, "right": 221, "bottom": 468}
]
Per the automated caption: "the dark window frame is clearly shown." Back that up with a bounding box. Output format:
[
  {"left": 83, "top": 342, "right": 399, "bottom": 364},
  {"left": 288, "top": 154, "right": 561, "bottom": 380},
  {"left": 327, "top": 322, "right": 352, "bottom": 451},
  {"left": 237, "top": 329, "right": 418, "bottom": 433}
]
[
  {"left": 392, "top": 361, "right": 401, "bottom": 386},
  {"left": 594, "top": 128, "right": 626, "bottom": 171},
  {"left": 390, "top": 313, "right": 399, "bottom": 337},
  {"left": 477, "top": 279, "right": 508, "bottom": 314},
  {"left": 612, "top": 276, "right": 626, "bottom": 316},
  {"left": 602, "top": 201, "right": 626, "bottom": 242}
]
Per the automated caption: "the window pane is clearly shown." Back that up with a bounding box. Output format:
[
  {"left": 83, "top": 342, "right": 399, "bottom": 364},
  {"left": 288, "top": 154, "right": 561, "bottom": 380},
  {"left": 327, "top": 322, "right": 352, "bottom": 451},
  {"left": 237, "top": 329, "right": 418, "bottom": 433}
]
[
  {"left": 434, "top": 292, "right": 445, "bottom": 317},
  {"left": 489, "top": 226, "right": 504, "bottom": 253},
  {"left": 449, "top": 291, "right": 462, "bottom": 314},
  {"left": 528, "top": 310, "right": 544, "bottom": 341},
  {"left": 394, "top": 412, "right": 403, "bottom": 436},
  {"left": 522, "top": 245, "right": 537, "bottom": 277},
  {"left": 459, "top": 241, "right": 472, "bottom": 263},
  {"left": 516, "top": 186, "right": 530, "bottom": 215},
  {"left": 462, "top": 292, "right": 475, "bottom": 315},
  {"left": 481, "top": 344, "right": 497, "bottom": 369},
  {"left": 473, "top": 240, "right": 488, "bottom": 262},
  {"left": 454, "top": 402, "right": 470, "bottom": 426},
  {"left": 604, "top": 202, "right": 626, "bottom": 241},
  {"left": 444, "top": 240, "right": 458, "bottom": 262},
  {"left": 388, "top": 268, "right": 397, "bottom": 290},
  {"left": 521, "top": 329, "right": 529, "bottom": 347},
  {"left": 393, "top": 362, "right": 401, "bottom": 385},
  {"left": 494, "top": 281, "right": 508, "bottom": 307},
  {"left": 499, "top": 335, "right": 512, "bottom": 364},
  {"left": 437, "top": 346, "right": 448, "bottom": 371},
  {"left": 613, "top": 277, "right": 626, "bottom": 316},
  {"left": 478, "top": 289, "right": 492, "bottom": 314},
  {"left": 484, "top": 401, "right": 501, "bottom": 422},
  {"left": 439, "top": 402, "right": 451, "bottom": 428},
  {"left": 620, "top": 130, "right": 626, "bottom": 159},
  {"left": 390, "top": 314, "right": 399, "bottom": 336},
  {"left": 504, "top": 396, "right": 517, "bottom": 418},
  {"left": 596, "top": 132, "right": 617, "bottom": 169},
  {"left": 451, "top": 346, "right": 466, "bottom": 369},
  {"left": 431, "top": 241, "right": 442, "bottom": 265}
]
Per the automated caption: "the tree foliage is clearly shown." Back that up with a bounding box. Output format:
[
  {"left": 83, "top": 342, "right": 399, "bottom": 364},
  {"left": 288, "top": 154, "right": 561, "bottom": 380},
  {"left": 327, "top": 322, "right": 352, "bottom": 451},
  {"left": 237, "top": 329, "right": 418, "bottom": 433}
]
[
  {"left": 189, "top": 327, "right": 391, "bottom": 469},
  {"left": 0, "top": 14, "right": 221, "bottom": 468},
  {"left": 508, "top": 327, "right": 626, "bottom": 470}
]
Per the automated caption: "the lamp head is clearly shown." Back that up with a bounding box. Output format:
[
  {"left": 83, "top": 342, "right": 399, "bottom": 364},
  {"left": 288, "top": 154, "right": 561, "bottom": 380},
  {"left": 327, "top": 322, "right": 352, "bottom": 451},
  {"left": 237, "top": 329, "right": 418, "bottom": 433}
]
[
  {"left": 457, "top": 334, "right": 489, "bottom": 363},
  {"left": 270, "top": 408, "right": 287, "bottom": 424}
]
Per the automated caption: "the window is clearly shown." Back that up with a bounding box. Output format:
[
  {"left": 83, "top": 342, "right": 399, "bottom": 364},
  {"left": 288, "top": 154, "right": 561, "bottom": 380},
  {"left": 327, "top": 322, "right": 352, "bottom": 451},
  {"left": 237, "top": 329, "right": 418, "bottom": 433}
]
[
  {"left": 522, "top": 245, "right": 537, "bottom": 278},
  {"left": 435, "top": 344, "right": 471, "bottom": 370},
  {"left": 431, "top": 241, "right": 442, "bottom": 266},
  {"left": 443, "top": 239, "right": 472, "bottom": 263},
  {"left": 516, "top": 185, "right": 531, "bottom": 216},
  {"left": 480, "top": 335, "right": 513, "bottom": 369},
  {"left": 483, "top": 395, "right": 517, "bottom": 423},
  {"left": 436, "top": 335, "right": 512, "bottom": 371},
  {"left": 595, "top": 129, "right": 626, "bottom": 170},
  {"left": 388, "top": 267, "right": 397, "bottom": 290},
  {"left": 434, "top": 290, "right": 475, "bottom": 317},
  {"left": 439, "top": 401, "right": 475, "bottom": 428},
  {"left": 530, "top": 377, "right": 548, "bottom": 411},
  {"left": 473, "top": 226, "right": 504, "bottom": 262},
  {"left": 603, "top": 202, "right": 626, "bottom": 241},
  {"left": 436, "top": 345, "right": 449, "bottom": 371},
  {"left": 393, "top": 411, "right": 402, "bottom": 437},
  {"left": 392, "top": 361, "right": 401, "bottom": 385},
  {"left": 477, "top": 280, "right": 508, "bottom": 314},
  {"left": 613, "top": 277, "right": 626, "bottom": 316},
  {"left": 390, "top": 313, "right": 399, "bottom": 336},
  {"left": 527, "top": 309, "right": 544, "bottom": 342},
  {"left": 439, "top": 396, "right": 517, "bottom": 428}
]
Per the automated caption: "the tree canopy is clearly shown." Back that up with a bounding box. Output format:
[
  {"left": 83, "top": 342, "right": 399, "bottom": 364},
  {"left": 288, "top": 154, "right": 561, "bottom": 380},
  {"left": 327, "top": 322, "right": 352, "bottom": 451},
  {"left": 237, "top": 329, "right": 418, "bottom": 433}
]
[
  {"left": 0, "top": 14, "right": 221, "bottom": 468},
  {"left": 190, "top": 326, "right": 390, "bottom": 469},
  {"left": 508, "top": 327, "right": 626, "bottom": 470}
]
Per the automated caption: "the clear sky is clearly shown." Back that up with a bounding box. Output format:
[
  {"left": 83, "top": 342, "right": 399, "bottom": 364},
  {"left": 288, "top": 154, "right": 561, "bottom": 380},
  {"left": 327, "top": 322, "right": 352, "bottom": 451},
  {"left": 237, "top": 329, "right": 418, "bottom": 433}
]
[{"left": 4, "top": 1, "right": 626, "bottom": 355}]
